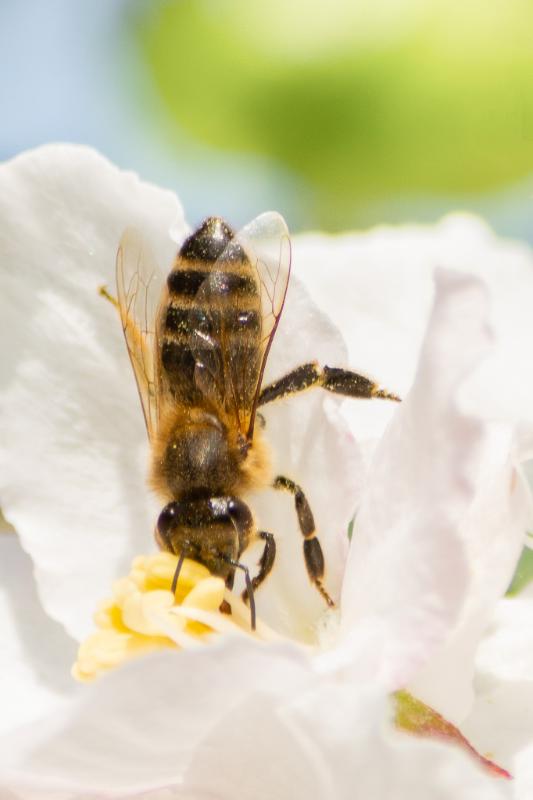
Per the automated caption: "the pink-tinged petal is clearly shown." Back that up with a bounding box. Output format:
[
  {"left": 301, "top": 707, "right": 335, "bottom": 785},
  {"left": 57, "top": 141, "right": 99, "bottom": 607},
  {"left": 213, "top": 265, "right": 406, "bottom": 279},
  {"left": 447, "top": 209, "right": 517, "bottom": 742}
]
[
  {"left": 394, "top": 690, "right": 511, "bottom": 780},
  {"left": 409, "top": 440, "right": 531, "bottom": 722},
  {"left": 296, "top": 217, "right": 533, "bottom": 719},
  {"left": 340, "top": 270, "right": 493, "bottom": 687},
  {"left": 0, "top": 145, "right": 185, "bottom": 640},
  {"left": 184, "top": 682, "right": 510, "bottom": 800}
]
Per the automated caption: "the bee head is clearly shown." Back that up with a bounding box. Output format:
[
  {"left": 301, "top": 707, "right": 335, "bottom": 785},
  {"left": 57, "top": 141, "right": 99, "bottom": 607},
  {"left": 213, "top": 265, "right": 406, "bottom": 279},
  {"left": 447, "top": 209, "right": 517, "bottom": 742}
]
[{"left": 156, "top": 496, "right": 254, "bottom": 571}]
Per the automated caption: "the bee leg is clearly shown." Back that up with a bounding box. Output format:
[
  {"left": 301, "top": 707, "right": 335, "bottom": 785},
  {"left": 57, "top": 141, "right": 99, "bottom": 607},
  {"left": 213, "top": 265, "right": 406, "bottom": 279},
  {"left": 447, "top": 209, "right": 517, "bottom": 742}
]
[
  {"left": 259, "top": 362, "right": 400, "bottom": 406},
  {"left": 225, "top": 570, "right": 236, "bottom": 591},
  {"left": 225, "top": 559, "right": 256, "bottom": 630},
  {"left": 220, "top": 570, "right": 236, "bottom": 616},
  {"left": 273, "top": 475, "right": 335, "bottom": 608},
  {"left": 240, "top": 531, "right": 276, "bottom": 602}
]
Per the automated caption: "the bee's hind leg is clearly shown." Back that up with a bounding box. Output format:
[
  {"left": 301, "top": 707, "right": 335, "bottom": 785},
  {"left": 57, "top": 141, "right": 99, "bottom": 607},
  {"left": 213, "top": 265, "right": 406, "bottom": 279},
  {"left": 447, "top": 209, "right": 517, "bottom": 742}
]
[
  {"left": 273, "top": 475, "right": 335, "bottom": 608},
  {"left": 259, "top": 362, "right": 400, "bottom": 406}
]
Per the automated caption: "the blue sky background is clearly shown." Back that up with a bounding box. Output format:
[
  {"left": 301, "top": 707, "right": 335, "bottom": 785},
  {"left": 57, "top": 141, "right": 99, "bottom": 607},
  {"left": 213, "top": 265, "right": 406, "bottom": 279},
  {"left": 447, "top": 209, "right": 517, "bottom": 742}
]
[{"left": 0, "top": 0, "right": 309, "bottom": 229}]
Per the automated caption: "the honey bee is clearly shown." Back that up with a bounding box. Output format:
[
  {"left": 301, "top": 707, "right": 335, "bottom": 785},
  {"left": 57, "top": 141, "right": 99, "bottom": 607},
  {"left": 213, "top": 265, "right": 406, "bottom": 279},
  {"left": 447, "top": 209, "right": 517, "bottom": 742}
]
[{"left": 114, "top": 214, "right": 399, "bottom": 629}]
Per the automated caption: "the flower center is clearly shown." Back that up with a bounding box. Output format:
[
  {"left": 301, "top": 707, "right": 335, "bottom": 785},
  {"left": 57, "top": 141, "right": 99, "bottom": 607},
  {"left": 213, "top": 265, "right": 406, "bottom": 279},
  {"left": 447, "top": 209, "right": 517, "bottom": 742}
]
[{"left": 72, "top": 552, "right": 278, "bottom": 682}]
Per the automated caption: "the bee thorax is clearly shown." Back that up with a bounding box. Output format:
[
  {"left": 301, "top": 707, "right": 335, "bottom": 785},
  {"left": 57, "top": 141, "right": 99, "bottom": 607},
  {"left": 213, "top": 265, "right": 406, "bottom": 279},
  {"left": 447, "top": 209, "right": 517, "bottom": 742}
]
[{"left": 156, "top": 418, "right": 242, "bottom": 498}]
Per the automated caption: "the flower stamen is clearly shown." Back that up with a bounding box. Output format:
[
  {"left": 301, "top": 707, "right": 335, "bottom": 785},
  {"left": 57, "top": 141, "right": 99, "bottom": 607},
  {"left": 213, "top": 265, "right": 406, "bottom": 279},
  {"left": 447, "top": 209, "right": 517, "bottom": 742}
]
[{"left": 72, "top": 551, "right": 281, "bottom": 682}]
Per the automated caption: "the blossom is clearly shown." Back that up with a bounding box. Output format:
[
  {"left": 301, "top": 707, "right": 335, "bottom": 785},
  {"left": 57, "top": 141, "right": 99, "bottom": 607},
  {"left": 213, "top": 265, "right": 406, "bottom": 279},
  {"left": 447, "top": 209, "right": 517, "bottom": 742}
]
[{"left": 0, "top": 144, "right": 531, "bottom": 798}]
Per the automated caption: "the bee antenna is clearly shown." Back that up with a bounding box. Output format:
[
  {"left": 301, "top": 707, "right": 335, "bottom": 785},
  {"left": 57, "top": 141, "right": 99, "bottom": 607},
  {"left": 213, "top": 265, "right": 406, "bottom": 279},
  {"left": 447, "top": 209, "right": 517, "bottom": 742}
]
[
  {"left": 226, "top": 558, "right": 256, "bottom": 630},
  {"left": 171, "top": 550, "right": 186, "bottom": 595}
]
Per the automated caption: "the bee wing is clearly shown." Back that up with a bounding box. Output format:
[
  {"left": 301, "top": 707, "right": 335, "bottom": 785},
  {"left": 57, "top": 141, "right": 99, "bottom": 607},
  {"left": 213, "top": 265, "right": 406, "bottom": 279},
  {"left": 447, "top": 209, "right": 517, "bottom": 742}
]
[
  {"left": 116, "top": 228, "right": 167, "bottom": 442},
  {"left": 190, "top": 212, "right": 291, "bottom": 437},
  {"left": 239, "top": 212, "right": 291, "bottom": 437}
]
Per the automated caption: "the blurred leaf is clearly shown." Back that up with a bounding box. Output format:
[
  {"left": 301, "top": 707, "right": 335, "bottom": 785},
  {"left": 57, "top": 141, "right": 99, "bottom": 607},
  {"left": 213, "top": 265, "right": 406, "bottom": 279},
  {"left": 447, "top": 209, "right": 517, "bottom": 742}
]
[
  {"left": 347, "top": 517, "right": 355, "bottom": 541},
  {"left": 506, "top": 544, "right": 533, "bottom": 595},
  {"left": 136, "top": 0, "right": 533, "bottom": 228}
]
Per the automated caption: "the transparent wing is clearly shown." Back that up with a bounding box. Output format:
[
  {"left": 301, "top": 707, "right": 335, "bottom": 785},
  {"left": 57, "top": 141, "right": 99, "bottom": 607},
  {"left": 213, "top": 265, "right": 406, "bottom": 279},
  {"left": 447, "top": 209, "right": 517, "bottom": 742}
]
[
  {"left": 241, "top": 212, "right": 291, "bottom": 438},
  {"left": 116, "top": 228, "right": 167, "bottom": 441},
  {"left": 189, "top": 212, "right": 291, "bottom": 438}
]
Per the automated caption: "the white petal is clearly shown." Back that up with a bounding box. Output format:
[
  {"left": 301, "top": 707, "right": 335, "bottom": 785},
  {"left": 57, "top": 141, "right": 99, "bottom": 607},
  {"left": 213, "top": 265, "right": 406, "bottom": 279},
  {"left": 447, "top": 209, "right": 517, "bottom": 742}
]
[
  {"left": 0, "top": 642, "right": 312, "bottom": 796},
  {"left": 273, "top": 684, "right": 510, "bottom": 800},
  {"left": 292, "top": 225, "right": 434, "bottom": 391},
  {"left": 0, "top": 144, "right": 185, "bottom": 639},
  {"left": 293, "top": 215, "right": 533, "bottom": 443},
  {"left": 291, "top": 224, "right": 436, "bottom": 458},
  {"left": 463, "top": 597, "right": 533, "bottom": 747},
  {"left": 462, "top": 596, "right": 533, "bottom": 799},
  {"left": 0, "top": 642, "right": 510, "bottom": 800},
  {"left": 296, "top": 215, "right": 533, "bottom": 719},
  {"left": 340, "top": 270, "right": 496, "bottom": 687},
  {"left": 432, "top": 217, "right": 533, "bottom": 429},
  {"left": 183, "top": 682, "right": 510, "bottom": 800},
  {"left": 409, "top": 435, "right": 531, "bottom": 721},
  {"left": 0, "top": 534, "right": 78, "bottom": 735}
]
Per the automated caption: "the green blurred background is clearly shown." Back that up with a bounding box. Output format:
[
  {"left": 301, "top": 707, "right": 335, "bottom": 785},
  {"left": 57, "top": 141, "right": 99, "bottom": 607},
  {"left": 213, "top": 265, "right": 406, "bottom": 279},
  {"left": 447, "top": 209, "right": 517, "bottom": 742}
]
[
  {"left": 1, "top": 0, "right": 532, "bottom": 235},
  {"left": 136, "top": 0, "right": 533, "bottom": 231}
]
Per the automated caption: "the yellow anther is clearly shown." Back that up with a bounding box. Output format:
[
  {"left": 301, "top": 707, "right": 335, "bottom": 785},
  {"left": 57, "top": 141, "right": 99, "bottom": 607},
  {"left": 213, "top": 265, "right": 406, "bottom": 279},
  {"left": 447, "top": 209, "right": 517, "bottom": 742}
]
[
  {"left": 112, "top": 577, "right": 138, "bottom": 605},
  {"left": 72, "top": 552, "right": 267, "bottom": 682},
  {"left": 183, "top": 577, "right": 225, "bottom": 612},
  {"left": 122, "top": 589, "right": 175, "bottom": 636}
]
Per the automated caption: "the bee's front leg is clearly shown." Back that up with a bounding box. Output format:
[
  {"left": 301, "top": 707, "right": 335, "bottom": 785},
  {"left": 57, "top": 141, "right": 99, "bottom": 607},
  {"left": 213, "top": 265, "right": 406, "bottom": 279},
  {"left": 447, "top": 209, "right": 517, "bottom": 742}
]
[{"left": 242, "top": 530, "right": 276, "bottom": 599}]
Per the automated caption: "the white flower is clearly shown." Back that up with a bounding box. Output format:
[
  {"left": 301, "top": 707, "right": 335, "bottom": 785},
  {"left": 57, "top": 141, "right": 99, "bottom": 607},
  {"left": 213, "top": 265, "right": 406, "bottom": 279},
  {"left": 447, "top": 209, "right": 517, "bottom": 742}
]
[{"left": 0, "top": 144, "right": 531, "bottom": 798}]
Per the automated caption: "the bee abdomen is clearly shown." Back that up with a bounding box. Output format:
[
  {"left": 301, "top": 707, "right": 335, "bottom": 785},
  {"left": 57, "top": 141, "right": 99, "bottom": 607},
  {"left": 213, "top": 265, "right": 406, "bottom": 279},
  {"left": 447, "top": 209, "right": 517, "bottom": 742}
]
[
  {"left": 165, "top": 305, "right": 261, "bottom": 336},
  {"left": 160, "top": 217, "right": 263, "bottom": 408},
  {"left": 161, "top": 339, "right": 260, "bottom": 384},
  {"left": 167, "top": 269, "right": 257, "bottom": 299}
]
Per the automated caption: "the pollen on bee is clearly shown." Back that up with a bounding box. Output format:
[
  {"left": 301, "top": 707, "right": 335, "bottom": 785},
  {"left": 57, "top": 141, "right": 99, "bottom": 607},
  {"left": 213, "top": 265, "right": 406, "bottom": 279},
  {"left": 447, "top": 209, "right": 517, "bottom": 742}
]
[{"left": 71, "top": 551, "right": 279, "bottom": 682}]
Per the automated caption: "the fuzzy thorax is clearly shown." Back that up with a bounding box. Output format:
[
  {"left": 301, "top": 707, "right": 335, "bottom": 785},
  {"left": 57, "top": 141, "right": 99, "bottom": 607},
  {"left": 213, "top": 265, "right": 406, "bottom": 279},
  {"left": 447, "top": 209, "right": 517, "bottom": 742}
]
[{"left": 149, "top": 405, "right": 272, "bottom": 502}]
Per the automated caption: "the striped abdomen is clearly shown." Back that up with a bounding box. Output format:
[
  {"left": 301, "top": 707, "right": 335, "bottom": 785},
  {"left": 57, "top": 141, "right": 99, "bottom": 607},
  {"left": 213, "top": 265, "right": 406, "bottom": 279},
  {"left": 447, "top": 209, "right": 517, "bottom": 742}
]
[{"left": 160, "top": 217, "right": 262, "bottom": 414}]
